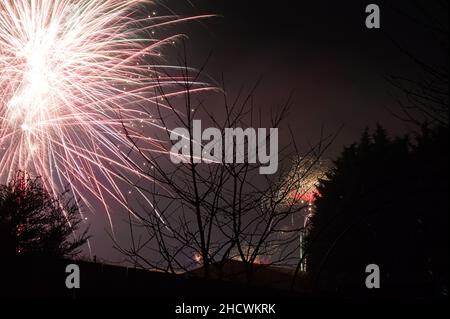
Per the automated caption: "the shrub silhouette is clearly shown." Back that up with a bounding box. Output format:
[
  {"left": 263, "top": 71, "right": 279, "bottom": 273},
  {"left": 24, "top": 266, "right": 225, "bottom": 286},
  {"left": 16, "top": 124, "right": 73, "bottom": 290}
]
[
  {"left": 304, "top": 125, "right": 449, "bottom": 295},
  {"left": 0, "top": 172, "right": 89, "bottom": 259}
]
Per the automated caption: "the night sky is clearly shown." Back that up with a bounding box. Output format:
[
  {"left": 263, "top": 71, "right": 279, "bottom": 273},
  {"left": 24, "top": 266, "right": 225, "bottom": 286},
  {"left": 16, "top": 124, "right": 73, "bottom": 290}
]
[
  {"left": 177, "top": 0, "right": 444, "bottom": 153},
  {"left": 91, "top": 0, "right": 447, "bottom": 260}
]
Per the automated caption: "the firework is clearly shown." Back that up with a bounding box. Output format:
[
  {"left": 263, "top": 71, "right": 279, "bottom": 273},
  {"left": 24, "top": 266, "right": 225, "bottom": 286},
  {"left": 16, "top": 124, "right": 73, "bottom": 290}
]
[
  {"left": 0, "top": 0, "right": 211, "bottom": 232},
  {"left": 282, "top": 157, "right": 332, "bottom": 206}
]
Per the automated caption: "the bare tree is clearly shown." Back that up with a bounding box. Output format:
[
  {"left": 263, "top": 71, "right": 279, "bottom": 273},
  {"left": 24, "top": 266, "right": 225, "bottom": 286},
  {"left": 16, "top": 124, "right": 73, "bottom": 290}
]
[
  {"left": 114, "top": 52, "right": 334, "bottom": 283},
  {"left": 386, "top": 0, "right": 449, "bottom": 127}
]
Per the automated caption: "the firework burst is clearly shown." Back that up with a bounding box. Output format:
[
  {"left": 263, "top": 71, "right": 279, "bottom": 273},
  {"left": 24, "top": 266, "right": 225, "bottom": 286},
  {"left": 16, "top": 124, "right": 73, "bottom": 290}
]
[
  {"left": 284, "top": 157, "right": 332, "bottom": 205},
  {"left": 0, "top": 0, "right": 212, "bottom": 232}
]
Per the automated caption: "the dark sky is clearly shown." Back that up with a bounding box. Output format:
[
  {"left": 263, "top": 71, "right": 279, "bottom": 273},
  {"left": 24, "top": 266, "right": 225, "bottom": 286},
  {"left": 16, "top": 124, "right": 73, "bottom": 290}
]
[
  {"left": 163, "top": 0, "right": 445, "bottom": 155},
  {"left": 91, "top": 0, "right": 447, "bottom": 260}
]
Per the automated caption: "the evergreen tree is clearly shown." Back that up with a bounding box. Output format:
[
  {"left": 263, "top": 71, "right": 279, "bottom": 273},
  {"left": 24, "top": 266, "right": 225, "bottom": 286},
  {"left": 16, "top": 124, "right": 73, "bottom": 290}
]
[
  {"left": 304, "top": 125, "right": 448, "bottom": 296},
  {"left": 0, "top": 172, "right": 89, "bottom": 258}
]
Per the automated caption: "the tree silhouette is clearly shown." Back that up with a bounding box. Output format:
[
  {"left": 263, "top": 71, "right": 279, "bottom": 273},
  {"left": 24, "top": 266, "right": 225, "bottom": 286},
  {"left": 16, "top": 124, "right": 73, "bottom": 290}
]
[
  {"left": 387, "top": 1, "right": 449, "bottom": 127},
  {"left": 114, "top": 52, "right": 336, "bottom": 282},
  {"left": 0, "top": 172, "right": 89, "bottom": 259},
  {"left": 304, "top": 125, "right": 449, "bottom": 296}
]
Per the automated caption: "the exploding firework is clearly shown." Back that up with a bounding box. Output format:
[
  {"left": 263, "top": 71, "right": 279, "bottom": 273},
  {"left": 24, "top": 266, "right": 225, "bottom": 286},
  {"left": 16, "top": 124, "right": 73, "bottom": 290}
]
[
  {"left": 282, "top": 157, "right": 332, "bottom": 206},
  {"left": 0, "top": 0, "right": 212, "bottom": 231}
]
